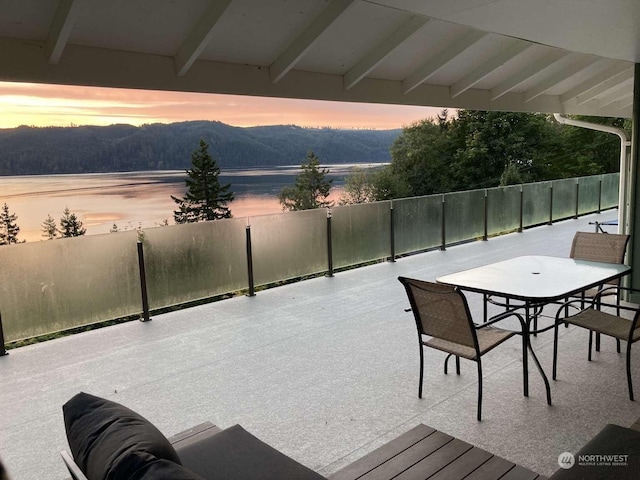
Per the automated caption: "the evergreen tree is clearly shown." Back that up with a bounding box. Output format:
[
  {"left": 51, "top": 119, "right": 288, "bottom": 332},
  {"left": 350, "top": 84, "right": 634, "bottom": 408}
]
[
  {"left": 278, "top": 151, "right": 334, "bottom": 211},
  {"left": 172, "top": 139, "right": 234, "bottom": 223},
  {"left": 41, "top": 214, "right": 58, "bottom": 240},
  {"left": 0, "top": 203, "right": 21, "bottom": 245},
  {"left": 59, "top": 207, "right": 86, "bottom": 237}
]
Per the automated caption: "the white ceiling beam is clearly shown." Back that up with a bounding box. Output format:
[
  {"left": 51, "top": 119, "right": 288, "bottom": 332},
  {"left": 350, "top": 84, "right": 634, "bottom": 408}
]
[
  {"left": 559, "top": 61, "right": 629, "bottom": 104},
  {"left": 523, "top": 55, "right": 600, "bottom": 103},
  {"left": 450, "top": 40, "right": 529, "bottom": 99},
  {"left": 344, "top": 16, "right": 428, "bottom": 90},
  {"left": 489, "top": 50, "right": 567, "bottom": 101},
  {"left": 175, "top": 0, "right": 233, "bottom": 77},
  {"left": 401, "top": 30, "right": 487, "bottom": 95},
  {"left": 574, "top": 67, "right": 635, "bottom": 106},
  {"left": 599, "top": 84, "right": 634, "bottom": 108},
  {"left": 270, "top": 0, "right": 358, "bottom": 84},
  {"left": 46, "top": 0, "right": 83, "bottom": 64}
]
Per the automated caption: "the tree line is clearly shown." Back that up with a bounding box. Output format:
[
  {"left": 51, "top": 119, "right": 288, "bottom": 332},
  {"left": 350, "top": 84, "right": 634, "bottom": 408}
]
[
  {"left": 1, "top": 110, "right": 627, "bottom": 241},
  {"left": 0, "top": 121, "right": 399, "bottom": 175}
]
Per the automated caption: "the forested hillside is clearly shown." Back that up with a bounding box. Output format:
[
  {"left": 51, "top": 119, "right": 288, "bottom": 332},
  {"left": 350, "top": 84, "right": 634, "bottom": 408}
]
[{"left": 0, "top": 121, "right": 400, "bottom": 175}]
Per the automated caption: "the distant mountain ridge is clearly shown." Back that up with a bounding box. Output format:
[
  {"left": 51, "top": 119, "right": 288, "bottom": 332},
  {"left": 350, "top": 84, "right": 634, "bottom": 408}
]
[{"left": 0, "top": 121, "right": 401, "bottom": 176}]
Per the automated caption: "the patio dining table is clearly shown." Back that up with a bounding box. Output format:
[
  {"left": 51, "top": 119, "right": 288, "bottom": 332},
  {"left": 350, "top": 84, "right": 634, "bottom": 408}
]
[{"left": 436, "top": 255, "right": 631, "bottom": 405}]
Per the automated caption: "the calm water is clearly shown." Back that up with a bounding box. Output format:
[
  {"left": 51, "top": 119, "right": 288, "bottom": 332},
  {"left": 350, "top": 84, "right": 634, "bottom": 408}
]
[{"left": 0, "top": 164, "right": 385, "bottom": 242}]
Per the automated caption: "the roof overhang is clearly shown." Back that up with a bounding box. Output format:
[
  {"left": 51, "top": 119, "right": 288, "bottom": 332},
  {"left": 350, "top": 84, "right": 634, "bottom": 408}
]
[{"left": 0, "top": 0, "right": 636, "bottom": 118}]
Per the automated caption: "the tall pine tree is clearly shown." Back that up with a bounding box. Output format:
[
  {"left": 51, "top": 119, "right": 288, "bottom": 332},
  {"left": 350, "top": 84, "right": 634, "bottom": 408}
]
[
  {"left": 41, "top": 214, "right": 58, "bottom": 240},
  {"left": 0, "top": 203, "right": 21, "bottom": 245},
  {"left": 172, "top": 139, "right": 234, "bottom": 223},
  {"left": 59, "top": 207, "right": 86, "bottom": 237}
]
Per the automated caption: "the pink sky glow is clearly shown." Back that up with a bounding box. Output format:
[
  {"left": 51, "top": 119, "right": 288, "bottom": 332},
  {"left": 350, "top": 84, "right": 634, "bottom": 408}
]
[{"left": 0, "top": 82, "right": 445, "bottom": 130}]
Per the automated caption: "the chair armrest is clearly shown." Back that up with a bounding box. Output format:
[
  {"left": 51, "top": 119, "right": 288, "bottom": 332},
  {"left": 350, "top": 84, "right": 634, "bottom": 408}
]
[
  {"left": 476, "top": 309, "right": 524, "bottom": 330},
  {"left": 60, "top": 450, "right": 88, "bottom": 480},
  {"left": 556, "top": 285, "right": 640, "bottom": 321}
]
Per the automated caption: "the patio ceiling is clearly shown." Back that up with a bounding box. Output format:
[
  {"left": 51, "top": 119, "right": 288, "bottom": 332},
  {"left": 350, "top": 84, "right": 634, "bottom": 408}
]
[{"left": 0, "top": 0, "right": 636, "bottom": 118}]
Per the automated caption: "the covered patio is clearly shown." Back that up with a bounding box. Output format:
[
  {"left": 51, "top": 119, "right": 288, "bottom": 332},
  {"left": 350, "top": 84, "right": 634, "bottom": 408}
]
[
  {"left": 1, "top": 1, "right": 640, "bottom": 479},
  {"left": 2, "top": 213, "right": 640, "bottom": 478}
]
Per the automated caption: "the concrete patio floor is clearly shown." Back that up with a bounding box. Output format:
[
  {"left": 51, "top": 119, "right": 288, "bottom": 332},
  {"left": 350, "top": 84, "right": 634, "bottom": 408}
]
[{"left": 2, "top": 211, "right": 639, "bottom": 479}]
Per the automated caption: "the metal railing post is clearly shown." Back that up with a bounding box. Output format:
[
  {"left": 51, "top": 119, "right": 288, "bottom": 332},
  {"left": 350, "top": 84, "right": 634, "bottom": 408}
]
[
  {"left": 326, "top": 211, "right": 334, "bottom": 277},
  {"left": 0, "top": 310, "right": 7, "bottom": 356},
  {"left": 389, "top": 203, "right": 396, "bottom": 262},
  {"left": 136, "top": 241, "right": 151, "bottom": 322},
  {"left": 483, "top": 190, "right": 488, "bottom": 241},
  {"left": 598, "top": 179, "right": 602, "bottom": 213},
  {"left": 246, "top": 225, "right": 255, "bottom": 296},
  {"left": 519, "top": 187, "right": 524, "bottom": 232},
  {"left": 575, "top": 182, "right": 580, "bottom": 219},
  {"left": 549, "top": 184, "right": 554, "bottom": 225},
  {"left": 440, "top": 196, "right": 446, "bottom": 251}
]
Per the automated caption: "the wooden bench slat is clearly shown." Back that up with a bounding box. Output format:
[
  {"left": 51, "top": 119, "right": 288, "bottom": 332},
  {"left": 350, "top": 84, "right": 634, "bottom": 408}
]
[
  {"left": 462, "top": 456, "right": 517, "bottom": 480},
  {"left": 329, "top": 424, "right": 436, "bottom": 480},
  {"left": 393, "top": 438, "right": 473, "bottom": 480},
  {"left": 427, "top": 447, "right": 493, "bottom": 480},
  {"left": 359, "top": 431, "right": 453, "bottom": 480}
]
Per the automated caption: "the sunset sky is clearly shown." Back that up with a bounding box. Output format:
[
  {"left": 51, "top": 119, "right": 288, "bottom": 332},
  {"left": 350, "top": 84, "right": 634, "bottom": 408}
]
[{"left": 0, "top": 81, "right": 444, "bottom": 130}]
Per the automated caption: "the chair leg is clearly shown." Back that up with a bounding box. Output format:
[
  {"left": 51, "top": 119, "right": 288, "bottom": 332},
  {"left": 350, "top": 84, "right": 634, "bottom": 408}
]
[
  {"left": 553, "top": 320, "right": 559, "bottom": 380},
  {"left": 419, "top": 345, "right": 424, "bottom": 399},
  {"left": 477, "top": 360, "right": 483, "bottom": 421},
  {"left": 626, "top": 341, "right": 634, "bottom": 401},
  {"left": 588, "top": 331, "right": 593, "bottom": 361},
  {"left": 595, "top": 332, "right": 601, "bottom": 352},
  {"left": 455, "top": 356, "right": 460, "bottom": 375},
  {"left": 617, "top": 339, "right": 621, "bottom": 353},
  {"left": 444, "top": 353, "right": 451, "bottom": 375}
]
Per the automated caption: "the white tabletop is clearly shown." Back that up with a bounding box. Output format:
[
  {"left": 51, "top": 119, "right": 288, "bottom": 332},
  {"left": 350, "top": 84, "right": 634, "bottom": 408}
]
[{"left": 436, "top": 255, "right": 631, "bottom": 302}]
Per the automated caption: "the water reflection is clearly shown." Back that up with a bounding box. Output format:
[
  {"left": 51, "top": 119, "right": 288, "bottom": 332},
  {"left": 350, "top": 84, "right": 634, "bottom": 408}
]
[{"left": 0, "top": 163, "right": 385, "bottom": 242}]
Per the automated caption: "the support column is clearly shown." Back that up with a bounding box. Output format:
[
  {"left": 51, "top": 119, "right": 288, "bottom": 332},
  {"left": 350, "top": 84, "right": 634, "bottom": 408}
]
[{"left": 629, "top": 64, "right": 640, "bottom": 299}]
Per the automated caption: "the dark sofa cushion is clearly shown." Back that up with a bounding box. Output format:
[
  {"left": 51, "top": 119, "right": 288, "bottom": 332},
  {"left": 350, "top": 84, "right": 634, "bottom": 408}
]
[
  {"left": 176, "top": 424, "right": 328, "bottom": 480},
  {"left": 132, "top": 456, "right": 205, "bottom": 480},
  {"left": 549, "top": 424, "right": 640, "bottom": 480},
  {"left": 63, "top": 392, "right": 183, "bottom": 480}
]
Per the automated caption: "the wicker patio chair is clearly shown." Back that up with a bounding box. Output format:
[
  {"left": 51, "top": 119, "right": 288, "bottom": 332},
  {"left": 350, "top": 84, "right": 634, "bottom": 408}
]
[
  {"left": 553, "top": 286, "right": 640, "bottom": 401},
  {"left": 568, "top": 231, "right": 630, "bottom": 352},
  {"left": 398, "top": 276, "right": 520, "bottom": 421}
]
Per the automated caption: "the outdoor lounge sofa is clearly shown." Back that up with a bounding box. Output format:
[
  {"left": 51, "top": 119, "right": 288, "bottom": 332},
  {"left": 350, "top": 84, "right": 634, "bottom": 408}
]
[{"left": 60, "top": 392, "right": 639, "bottom": 480}]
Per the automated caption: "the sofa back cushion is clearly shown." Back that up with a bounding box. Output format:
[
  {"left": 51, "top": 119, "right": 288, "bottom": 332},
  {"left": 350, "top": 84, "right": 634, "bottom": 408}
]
[{"left": 63, "top": 392, "right": 184, "bottom": 480}]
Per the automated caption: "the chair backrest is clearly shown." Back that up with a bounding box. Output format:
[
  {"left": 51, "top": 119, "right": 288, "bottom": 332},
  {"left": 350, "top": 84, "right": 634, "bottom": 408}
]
[
  {"left": 398, "top": 277, "right": 476, "bottom": 348},
  {"left": 570, "top": 232, "right": 630, "bottom": 264}
]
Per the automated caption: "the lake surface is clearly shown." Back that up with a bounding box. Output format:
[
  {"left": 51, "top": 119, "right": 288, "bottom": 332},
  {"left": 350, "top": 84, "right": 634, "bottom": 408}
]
[{"left": 0, "top": 163, "right": 385, "bottom": 242}]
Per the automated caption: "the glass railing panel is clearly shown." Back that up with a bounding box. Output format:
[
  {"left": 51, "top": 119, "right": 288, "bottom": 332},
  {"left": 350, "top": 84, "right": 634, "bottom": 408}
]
[
  {"left": 601, "top": 173, "right": 620, "bottom": 209},
  {"left": 577, "top": 175, "right": 601, "bottom": 215},
  {"left": 486, "top": 185, "right": 521, "bottom": 236},
  {"left": 443, "top": 190, "right": 485, "bottom": 245},
  {"left": 552, "top": 178, "right": 578, "bottom": 221},
  {"left": 522, "top": 181, "right": 551, "bottom": 227},
  {"left": 143, "top": 219, "right": 248, "bottom": 310},
  {"left": 0, "top": 231, "right": 140, "bottom": 342},
  {"left": 332, "top": 201, "right": 391, "bottom": 268},
  {"left": 393, "top": 195, "right": 442, "bottom": 254},
  {"left": 251, "top": 209, "right": 328, "bottom": 286}
]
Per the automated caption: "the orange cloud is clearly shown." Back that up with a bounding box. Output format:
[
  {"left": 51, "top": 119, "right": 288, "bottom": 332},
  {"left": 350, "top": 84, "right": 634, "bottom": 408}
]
[{"left": 0, "top": 81, "right": 445, "bottom": 130}]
